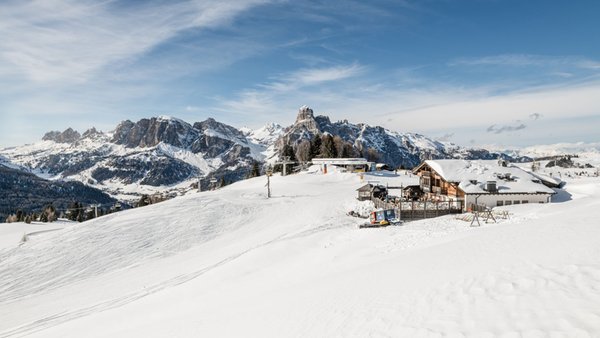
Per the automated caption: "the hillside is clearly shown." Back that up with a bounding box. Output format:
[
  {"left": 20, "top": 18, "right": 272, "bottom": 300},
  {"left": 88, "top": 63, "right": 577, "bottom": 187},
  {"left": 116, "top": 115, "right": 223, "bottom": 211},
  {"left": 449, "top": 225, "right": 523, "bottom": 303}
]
[
  {"left": 1, "top": 165, "right": 599, "bottom": 337},
  {"left": 0, "top": 164, "right": 117, "bottom": 222}
]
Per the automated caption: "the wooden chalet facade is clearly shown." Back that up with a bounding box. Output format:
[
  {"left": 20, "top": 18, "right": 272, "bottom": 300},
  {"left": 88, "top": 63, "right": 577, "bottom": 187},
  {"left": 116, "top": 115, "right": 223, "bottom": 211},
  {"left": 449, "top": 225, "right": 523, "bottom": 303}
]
[
  {"left": 412, "top": 159, "right": 556, "bottom": 211},
  {"left": 412, "top": 162, "right": 464, "bottom": 201}
]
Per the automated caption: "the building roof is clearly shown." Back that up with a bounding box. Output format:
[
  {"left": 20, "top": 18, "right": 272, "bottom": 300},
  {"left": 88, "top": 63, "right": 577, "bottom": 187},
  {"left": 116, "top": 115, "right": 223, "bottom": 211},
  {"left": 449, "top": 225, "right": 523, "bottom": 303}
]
[
  {"left": 421, "top": 159, "right": 555, "bottom": 195},
  {"left": 312, "top": 158, "right": 369, "bottom": 165},
  {"left": 356, "top": 184, "right": 386, "bottom": 192}
]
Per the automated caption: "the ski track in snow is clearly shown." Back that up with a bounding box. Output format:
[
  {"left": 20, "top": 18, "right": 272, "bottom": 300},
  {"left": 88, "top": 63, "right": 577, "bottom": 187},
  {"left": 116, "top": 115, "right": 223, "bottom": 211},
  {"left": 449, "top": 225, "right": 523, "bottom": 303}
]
[{"left": 1, "top": 171, "right": 600, "bottom": 337}]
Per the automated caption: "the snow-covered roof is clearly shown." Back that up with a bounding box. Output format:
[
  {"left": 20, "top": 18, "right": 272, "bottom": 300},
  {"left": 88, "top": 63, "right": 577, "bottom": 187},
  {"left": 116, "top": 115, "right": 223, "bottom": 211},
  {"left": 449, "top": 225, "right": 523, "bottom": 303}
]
[
  {"left": 312, "top": 158, "right": 369, "bottom": 165},
  {"left": 423, "top": 159, "right": 555, "bottom": 195}
]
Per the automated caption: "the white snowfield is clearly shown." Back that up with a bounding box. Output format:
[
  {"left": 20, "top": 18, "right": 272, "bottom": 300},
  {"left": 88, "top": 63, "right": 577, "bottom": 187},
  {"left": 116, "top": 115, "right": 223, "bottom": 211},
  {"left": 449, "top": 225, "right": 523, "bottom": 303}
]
[{"left": 1, "top": 167, "right": 600, "bottom": 337}]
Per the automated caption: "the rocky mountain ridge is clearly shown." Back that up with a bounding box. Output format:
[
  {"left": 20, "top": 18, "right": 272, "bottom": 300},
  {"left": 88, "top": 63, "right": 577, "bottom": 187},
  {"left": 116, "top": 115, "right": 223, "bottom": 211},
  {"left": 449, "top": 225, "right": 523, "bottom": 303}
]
[
  {"left": 0, "top": 106, "right": 530, "bottom": 201},
  {"left": 277, "top": 106, "right": 525, "bottom": 168}
]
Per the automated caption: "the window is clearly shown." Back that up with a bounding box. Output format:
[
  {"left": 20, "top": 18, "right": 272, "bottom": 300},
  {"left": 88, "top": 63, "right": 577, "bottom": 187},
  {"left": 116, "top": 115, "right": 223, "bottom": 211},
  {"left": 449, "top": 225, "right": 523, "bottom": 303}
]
[
  {"left": 513, "top": 200, "right": 521, "bottom": 205},
  {"left": 497, "top": 201, "right": 504, "bottom": 206},
  {"left": 505, "top": 201, "right": 512, "bottom": 205},
  {"left": 522, "top": 200, "right": 529, "bottom": 204}
]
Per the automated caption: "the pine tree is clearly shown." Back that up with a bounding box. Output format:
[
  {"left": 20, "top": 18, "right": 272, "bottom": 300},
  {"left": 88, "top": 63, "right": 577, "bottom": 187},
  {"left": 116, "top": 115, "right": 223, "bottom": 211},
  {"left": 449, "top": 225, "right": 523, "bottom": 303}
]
[
  {"left": 137, "top": 194, "right": 151, "bottom": 207},
  {"left": 67, "top": 202, "right": 80, "bottom": 221},
  {"left": 219, "top": 177, "right": 227, "bottom": 187},
  {"left": 15, "top": 209, "right": 24, "bottom": 222},
  {"left": 248, "top": 161, "right": 260, "bottom": 178},
  {"left": 41, "top": 204, "right": 57, "bottom": 222},
  {"left": 310, "top": 134, "right": 322, "bottom": 159},
  {"left": 282, "top": 143, "right": 296, "bottom": 161}
]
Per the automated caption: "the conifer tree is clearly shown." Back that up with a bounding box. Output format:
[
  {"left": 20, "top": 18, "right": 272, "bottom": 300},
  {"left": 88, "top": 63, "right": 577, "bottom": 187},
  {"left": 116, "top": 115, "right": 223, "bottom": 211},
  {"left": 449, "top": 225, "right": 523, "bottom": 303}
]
[
  {"left": 310, "top": 134, "right": 322, "bottom": 158},
  {"left": 15, "top": 209, "right": 24, "bottom": 222},
  {"left": 67, "top": 202, "right": 80, "bottom": 221},
  {"left": 248, "top": 161, "right": 260, "bottom": 178},
  {"left": 282, "top": 144, "right": 296, "bottom": 161},
  {"left": 137, "top": 194, "right": 151, "bottom": 207}
]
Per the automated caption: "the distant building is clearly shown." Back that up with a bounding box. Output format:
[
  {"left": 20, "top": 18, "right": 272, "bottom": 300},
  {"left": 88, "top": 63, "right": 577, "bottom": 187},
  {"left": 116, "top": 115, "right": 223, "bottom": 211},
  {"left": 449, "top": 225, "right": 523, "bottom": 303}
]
[
  {"left": 311, "top": 158, "right": 372, "bottom": 173},
  {"left": 412, "top": 159, "right": 556, "bottom": 210}
]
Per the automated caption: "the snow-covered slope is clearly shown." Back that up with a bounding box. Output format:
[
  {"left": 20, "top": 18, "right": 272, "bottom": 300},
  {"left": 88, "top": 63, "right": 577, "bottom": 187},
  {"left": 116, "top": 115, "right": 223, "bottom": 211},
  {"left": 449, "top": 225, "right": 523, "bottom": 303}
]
[{"left": 1, "top": 165, "right": 600, "bottom": 337}]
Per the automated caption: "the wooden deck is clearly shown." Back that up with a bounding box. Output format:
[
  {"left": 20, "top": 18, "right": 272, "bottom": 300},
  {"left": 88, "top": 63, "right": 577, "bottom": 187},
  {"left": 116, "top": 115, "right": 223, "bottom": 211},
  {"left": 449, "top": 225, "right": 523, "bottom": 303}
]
[{"left": 371, "top": 198, "right": 464, "bottom": 221}]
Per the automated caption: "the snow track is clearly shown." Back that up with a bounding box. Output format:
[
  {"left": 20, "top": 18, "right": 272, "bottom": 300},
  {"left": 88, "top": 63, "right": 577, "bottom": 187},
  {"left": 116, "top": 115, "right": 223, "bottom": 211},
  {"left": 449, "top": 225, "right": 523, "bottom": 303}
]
[{"left": 1, "top": 172, "right": 600, "bottom": 337}]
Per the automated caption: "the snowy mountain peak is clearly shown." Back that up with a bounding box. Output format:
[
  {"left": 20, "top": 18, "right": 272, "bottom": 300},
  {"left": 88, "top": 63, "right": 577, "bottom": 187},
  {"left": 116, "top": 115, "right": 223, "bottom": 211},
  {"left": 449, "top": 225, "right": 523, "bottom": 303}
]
[
  {"left": 295, "top": 105, "right": 316, "bottom": 124},
  {"left": 1, "top": 108, "right": 538, "bottom": 202},
  {"left": 42, "top": 127, "right": 81, "bottom": 144},
  {"left": 246, "top": 122, "right": 284, "bottom": 146}
]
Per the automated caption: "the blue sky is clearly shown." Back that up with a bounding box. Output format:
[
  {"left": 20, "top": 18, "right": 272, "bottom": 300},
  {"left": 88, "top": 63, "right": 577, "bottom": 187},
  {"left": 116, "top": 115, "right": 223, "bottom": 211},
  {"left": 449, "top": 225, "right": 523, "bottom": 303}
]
[{"left": 1, "top": 0, "right": 599, "bottom": 148}]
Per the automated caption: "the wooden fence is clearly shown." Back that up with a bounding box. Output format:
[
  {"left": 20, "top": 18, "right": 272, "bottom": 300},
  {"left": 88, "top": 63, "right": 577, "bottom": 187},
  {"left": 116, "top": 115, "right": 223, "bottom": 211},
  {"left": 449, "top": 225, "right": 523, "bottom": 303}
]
[{"left": 372, "top": 198, "right": 464, "bottom": 221}]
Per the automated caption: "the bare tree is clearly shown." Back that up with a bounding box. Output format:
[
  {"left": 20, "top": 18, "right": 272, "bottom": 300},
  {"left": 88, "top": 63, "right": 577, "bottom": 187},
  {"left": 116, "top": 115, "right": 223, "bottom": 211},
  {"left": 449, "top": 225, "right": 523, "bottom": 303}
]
[
  {"left": 333, "top": 136, "right": 344, "bottom": 158},
  {"left": 366, "top": 148, "right": 380, "bottom": 162},
  {"left": 295, "top": 140, "right": 311, "bottom": 163}
]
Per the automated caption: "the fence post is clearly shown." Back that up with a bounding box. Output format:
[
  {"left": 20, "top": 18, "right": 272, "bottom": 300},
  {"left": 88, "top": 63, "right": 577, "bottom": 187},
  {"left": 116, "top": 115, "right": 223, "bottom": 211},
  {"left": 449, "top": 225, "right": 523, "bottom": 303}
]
[{"left": 424, "top": 201, "right": 427, "bottom": 219}]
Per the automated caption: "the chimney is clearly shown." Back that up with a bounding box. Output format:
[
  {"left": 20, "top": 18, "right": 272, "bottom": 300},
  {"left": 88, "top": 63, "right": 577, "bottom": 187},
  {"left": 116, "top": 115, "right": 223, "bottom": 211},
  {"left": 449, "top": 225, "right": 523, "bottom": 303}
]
[{"left": 485, "top": 180, "right": 497, "bottom": 193}]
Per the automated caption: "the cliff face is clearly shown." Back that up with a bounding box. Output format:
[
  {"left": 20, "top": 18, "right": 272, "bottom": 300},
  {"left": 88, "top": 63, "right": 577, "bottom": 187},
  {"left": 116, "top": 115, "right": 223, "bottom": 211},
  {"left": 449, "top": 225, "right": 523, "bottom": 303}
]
[
  {"left": 273, "top": 106, "right": 529, "bottom": 168},
  {"left": 111, "top": 116, "right": 198, "bottom": 149},
  {"left": 2, "top": 116, "right": 270, "bottom": 200},
  {"left": 42, "top": 128, "right": 81, "bottom": 144}
]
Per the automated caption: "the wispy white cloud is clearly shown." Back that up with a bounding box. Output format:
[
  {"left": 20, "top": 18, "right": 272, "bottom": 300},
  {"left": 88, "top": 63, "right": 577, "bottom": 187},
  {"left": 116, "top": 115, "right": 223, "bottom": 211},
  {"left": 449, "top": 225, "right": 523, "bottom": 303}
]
[
  {"left": 213, "top": 61, "right": 600, "bottom": 147},
  {"left": 450, "top": 54, "right": 600, "bottom": 70},
  {"left": 0, "top": 0, "right": 270, "bottom": 83},
  {"left": 260, "top": 63, "right": 365, "bottom": 92},
  {"left": 214, "top": 63, "right": 366, "bottom": 121}
]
